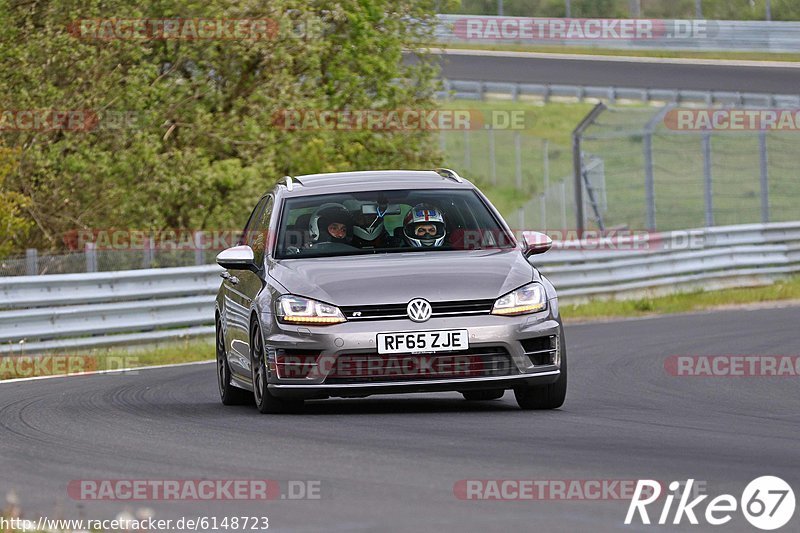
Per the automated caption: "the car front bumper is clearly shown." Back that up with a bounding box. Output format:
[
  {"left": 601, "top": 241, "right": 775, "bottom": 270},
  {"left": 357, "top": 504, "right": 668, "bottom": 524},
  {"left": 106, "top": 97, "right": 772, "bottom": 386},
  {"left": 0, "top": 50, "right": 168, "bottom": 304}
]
[{"left": 262, "top": 306, "right": 563, "bottom": 400}]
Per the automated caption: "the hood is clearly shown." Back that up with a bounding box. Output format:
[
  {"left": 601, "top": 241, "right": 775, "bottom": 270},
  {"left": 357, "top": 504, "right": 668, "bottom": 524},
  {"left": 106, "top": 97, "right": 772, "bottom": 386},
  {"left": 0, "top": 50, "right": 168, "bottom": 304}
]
[{"left": 270, "top": 249, "right": 536, "bottom": 307}]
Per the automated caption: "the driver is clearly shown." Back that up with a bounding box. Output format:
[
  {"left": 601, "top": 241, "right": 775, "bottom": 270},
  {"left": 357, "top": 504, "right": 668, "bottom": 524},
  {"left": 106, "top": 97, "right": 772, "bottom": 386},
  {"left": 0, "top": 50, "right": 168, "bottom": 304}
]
[
  {"left": 403, "top": 204, "right": 447, "bottom": 248},
  {"left": 311, "top": 205, "right": 354, "bottom": 246}
]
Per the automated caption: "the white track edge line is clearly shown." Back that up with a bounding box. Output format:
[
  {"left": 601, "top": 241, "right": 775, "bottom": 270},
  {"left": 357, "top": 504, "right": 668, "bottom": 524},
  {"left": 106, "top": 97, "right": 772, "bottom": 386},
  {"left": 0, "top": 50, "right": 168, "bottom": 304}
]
[{"left": 0, "top": 359, "right": 215, "bottom": 384}]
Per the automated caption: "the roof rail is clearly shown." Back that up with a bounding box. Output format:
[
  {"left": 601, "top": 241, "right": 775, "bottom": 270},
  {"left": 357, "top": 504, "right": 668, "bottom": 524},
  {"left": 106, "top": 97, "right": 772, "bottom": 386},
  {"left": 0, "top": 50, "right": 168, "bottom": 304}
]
[
  {"left": 281, "top": 175, "right": 294, "bottom": 191},
  {"left": 435, "top": 168, "right": 463, "bottom": 183}
]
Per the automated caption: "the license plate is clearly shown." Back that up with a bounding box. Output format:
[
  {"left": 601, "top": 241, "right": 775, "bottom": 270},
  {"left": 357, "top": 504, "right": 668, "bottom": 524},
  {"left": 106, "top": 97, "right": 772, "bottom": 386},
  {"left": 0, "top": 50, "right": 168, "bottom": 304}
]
[{"left": 377, "top": 330, "right": 469, "bottom": 355}]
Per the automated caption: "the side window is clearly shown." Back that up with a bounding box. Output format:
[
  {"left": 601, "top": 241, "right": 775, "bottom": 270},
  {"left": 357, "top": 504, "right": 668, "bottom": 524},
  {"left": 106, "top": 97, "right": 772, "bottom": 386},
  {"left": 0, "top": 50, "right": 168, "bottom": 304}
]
[
  {"left": 250, "top": 196, "right": 273, "bottom": 265},
  {"left": 240, "top": 197, "right": 268, "bottom": 246}
]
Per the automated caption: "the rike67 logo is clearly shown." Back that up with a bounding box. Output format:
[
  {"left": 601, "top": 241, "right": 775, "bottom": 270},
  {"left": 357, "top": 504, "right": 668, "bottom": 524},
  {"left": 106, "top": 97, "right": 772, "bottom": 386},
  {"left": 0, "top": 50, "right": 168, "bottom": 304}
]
[{"left": 626, "top": 477, "right": 796, "bottom": 530}]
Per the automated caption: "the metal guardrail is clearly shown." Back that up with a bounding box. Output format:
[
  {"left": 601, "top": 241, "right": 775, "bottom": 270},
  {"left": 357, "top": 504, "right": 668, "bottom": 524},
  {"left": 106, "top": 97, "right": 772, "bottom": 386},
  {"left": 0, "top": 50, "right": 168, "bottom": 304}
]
[
  {"left": 436, "top": 15, "right": 800, "bottom": 53},
  {"left": 440, "top": 79, "right": 800, "bottom": 107},
  {"left": 1, "top": 222, "right": 799, "bottom": 353}
]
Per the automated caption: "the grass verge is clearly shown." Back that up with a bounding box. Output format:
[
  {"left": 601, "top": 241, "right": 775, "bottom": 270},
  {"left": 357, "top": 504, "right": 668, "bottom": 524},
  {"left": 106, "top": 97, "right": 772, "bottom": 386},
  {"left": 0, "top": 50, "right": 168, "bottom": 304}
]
[
  {"left": 0, "top": 339, "right": 214, "bottom": 381},
  {"left": 562, "top": 276, "right": 800, "bottom": 322},
  {"left": 438, "top": 100, "right": 595, "bottom": 215},
  {"left": 441, "top": 42, "right": 800, "bottom": 63}
]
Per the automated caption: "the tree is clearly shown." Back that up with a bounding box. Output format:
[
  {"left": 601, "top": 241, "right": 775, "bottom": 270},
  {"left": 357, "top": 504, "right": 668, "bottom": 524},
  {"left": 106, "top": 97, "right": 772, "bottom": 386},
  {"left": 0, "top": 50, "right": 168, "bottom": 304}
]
[
  {"left": 0, "top": 146, "right": 32, "bottom": 257},
  {"left": 0, "top": 0, "right": 441, "bottom": 255}
]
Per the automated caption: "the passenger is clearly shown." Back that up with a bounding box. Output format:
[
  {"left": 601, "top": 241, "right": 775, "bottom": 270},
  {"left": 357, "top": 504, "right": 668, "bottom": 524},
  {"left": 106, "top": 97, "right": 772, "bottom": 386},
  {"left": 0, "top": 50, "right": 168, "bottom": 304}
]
[
  {"left": 352, "top": 203, "right": 391, "bottom": 249},
  {"left": 402, "top": 204, "right": 447, "bottom": 248}
]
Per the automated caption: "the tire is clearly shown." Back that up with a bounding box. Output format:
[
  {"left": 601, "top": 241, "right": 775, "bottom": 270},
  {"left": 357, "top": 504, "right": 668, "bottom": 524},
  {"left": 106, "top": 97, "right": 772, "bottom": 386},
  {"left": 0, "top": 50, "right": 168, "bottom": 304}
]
[
  {"left": 216, "top": 320, "right": 252, "bottom": 406},
  {"left": 250, "top": 320, "right": 304, "bottom": 414},
  {"left": 514, "top": 330, "right": 567, "bottom": 410},
  {"left": 461, "top": 390, "right": 505, "bottom": 401}
]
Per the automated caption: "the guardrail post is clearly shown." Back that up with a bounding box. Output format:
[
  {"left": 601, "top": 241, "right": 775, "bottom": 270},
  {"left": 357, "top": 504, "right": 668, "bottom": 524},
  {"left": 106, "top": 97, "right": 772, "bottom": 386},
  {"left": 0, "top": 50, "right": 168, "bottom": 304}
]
[
  {"left": 759, "top": 131, "right": 770, "bottom": 223},
  {"left": 85, "top": 242, "right": 97, "bottom": 273},
  {"left": 702, "top": 133, "right": 714, "bottom": 227},
  {"left": 25, "top": 249, "right": 38, "bottom": 276}
]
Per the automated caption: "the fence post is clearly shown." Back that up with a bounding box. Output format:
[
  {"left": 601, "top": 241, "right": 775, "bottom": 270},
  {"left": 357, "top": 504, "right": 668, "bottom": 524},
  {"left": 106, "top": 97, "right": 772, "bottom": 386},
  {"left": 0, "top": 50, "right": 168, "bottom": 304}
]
[
  {"left": 702, "top": 133, "right": 714, "bottom": 227},
  {"left": 517, "top": 207, "right": 525, "bottom": 233},
  {"left": 642, "top": 104, "right": 673, "bottom": 231},
  {"left": 143, "top": 236, "right": 154, "bottom": 268},
  {"left": 194, "top": 231, "right": 205, "bottom": 266},
  {"left": 759, "top": 131, "right": 770, "bottom": 223},
  {"left": 85, "top": 242, "right": 97, "bottom": 273},
  {"left": 488, "top": 129, "right": 497, "bottom": 186},
  {"left": 463, "top": 130, "right": 471, "bottom": 171},
  {"left": 543, "top": 140, "right": 550, "bottom": 191},
  {"left": 643, "top": 132, "right": 656, "bottom": 231},
  {"left": 25, "top": 249, "right": 38, "bottom": 276},
  {"left": 540, "top": 195, "right": 547, "bottom": 229},
  {"left": 572, "top": 103, "right": 606, "bottom": 236},
  {"left": 560, "top": 181, "right": 568, "bottom": 230},
  {"left": 514, "top": 132, "right": 522, "bottom": 190}
]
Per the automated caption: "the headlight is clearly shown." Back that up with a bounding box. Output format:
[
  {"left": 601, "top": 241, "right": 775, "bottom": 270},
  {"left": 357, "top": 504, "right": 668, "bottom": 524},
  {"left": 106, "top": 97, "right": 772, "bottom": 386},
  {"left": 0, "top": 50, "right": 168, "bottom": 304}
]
[
  {"left": 276, "top": 295, "right": 346, "bottom": 325},
  {"left": 491, "top": 282, "right": 547, "bottom": 316}
]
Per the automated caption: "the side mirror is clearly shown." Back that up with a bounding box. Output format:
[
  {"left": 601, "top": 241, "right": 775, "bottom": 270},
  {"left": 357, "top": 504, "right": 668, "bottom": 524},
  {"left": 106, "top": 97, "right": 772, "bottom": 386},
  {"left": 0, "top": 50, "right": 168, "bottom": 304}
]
[
  {"left": 521, "top": 231, "right": 553, "bottom": 257},
  {"left": 216, "top": 245, "right": 259, "bottom": 272}
]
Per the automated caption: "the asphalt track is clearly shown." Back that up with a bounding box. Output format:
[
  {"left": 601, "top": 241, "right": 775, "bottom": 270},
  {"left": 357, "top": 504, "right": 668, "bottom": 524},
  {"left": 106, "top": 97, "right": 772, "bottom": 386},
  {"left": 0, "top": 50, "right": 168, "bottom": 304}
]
[
  {"left": 408, "top": 50, "right": 800, "bottom": 94},
  {"left": 1, "top": 305, "right": 799, "bottom": 531}
]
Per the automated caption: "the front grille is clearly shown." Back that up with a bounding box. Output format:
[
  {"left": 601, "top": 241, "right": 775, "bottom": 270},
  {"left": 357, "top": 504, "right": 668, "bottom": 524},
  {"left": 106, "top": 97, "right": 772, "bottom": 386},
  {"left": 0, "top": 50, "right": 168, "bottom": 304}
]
[
  {"left": 323, "top": 347, "right": 514, "bottom": 384},
  {"left": 341, "top": 299, "right": 495, "bottom": 321},
  {"left": 521, "top": 335, "right": 557, "bottom": 366}
]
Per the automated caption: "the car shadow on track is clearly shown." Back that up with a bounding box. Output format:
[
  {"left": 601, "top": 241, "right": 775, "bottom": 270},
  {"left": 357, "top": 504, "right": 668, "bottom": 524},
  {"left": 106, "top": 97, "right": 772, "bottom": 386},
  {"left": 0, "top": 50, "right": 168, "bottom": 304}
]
[{"left": 299, "top": 395, "right": 524, "bottom": 415}]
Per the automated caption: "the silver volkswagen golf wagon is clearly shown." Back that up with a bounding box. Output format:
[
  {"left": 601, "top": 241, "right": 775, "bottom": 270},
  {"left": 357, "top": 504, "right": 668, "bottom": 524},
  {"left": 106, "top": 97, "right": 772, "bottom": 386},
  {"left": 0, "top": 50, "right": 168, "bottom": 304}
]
[{"left": 215, "top": 169, "right": 566, "bottom": 413}]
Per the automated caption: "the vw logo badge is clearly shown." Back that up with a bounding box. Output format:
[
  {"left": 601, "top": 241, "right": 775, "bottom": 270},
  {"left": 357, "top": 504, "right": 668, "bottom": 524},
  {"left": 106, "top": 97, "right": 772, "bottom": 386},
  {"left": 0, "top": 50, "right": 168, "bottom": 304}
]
[{"left": 407, "top": 298, "right": 432, "bottom": 322}]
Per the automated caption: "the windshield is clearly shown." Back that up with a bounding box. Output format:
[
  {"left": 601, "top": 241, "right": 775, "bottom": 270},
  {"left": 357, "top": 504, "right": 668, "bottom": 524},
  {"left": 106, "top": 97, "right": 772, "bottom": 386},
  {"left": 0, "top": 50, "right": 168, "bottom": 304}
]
[{"left": 275, "top": 189, "right": 515, "bottom": 259}]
